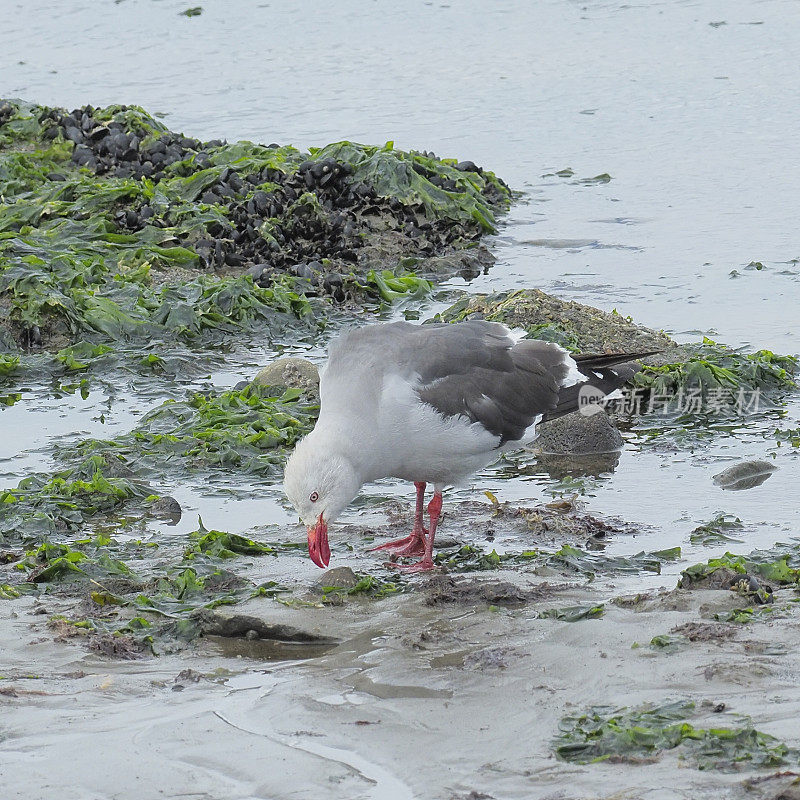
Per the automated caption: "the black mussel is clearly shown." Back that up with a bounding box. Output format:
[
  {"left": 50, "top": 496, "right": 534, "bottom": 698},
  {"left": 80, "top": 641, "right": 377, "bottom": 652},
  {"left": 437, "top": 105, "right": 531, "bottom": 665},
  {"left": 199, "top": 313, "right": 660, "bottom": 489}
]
[
  {"left": 246, "top": 263, "right": 267, "bottom": 279},
  {"left": 71, "top": 145, "right": 95, "bottom": 166},
  {"left": 322, "top": 272, "right": 343, "bottom": 292},
  {"left": 65, "top": 126, "right": 84, "bottom": 144},
  {"left": 252, "top": 190, "right": 269, "bottom": 214},
  {"left": 455, "top": 160, "right": 481, "bottom": 173}
]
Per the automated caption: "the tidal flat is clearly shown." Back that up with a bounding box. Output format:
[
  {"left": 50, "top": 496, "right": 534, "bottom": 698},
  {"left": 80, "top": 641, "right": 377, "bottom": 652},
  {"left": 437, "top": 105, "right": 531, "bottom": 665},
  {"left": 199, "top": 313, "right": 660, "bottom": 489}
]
[{"left": 3, "top": 1, "right": 800, "bottom": 798}]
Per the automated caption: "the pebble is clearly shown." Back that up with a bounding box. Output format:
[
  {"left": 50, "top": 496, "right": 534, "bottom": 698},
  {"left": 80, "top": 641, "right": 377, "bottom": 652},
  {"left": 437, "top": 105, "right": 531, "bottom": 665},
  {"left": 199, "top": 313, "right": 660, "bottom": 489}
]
[{"left": 253, "top": 357, "right": 320, "bottom": 394}]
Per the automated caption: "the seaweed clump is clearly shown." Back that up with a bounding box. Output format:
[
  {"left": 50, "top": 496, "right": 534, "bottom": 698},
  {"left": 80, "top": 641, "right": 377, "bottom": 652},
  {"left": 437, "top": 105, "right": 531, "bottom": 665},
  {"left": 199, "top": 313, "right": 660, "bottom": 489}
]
[
  {"left": 0, "top": 99, "right": 510, "bottom": 349},
  {"left": 678, "top": 544, "right": 800, "bottom": 589},
  {"left": 0, "top": 384, "right": 318, "bottom": 551},
  {"left": 554, "top": 700, "right": 796, "bottom": 770}
]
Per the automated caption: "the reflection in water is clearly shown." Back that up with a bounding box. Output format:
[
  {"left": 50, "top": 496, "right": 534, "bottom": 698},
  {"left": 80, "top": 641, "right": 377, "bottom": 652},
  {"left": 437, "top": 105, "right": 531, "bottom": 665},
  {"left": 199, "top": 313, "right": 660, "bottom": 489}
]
[
  {"left": 205, "top": 635, "right": 338, "bottom": 662},
  {"left": 535, "top": 451, "right": 622, "bottom": 480}
]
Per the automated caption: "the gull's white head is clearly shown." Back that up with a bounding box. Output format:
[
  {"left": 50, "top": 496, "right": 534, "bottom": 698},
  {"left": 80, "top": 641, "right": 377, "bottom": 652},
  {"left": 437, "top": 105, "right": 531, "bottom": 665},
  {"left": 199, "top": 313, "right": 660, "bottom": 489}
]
[{"left": 283, "top": 434, "right": 362, "bottom": 568}]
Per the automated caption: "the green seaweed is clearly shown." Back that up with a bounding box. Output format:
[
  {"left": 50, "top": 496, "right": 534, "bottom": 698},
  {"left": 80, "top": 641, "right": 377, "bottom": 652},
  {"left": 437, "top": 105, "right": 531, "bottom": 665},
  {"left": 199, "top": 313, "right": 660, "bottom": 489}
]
[
  {"left": 649, "top": 634, "right": 688, "bottom": 652},
  {"left": 309, "top": 140, "right": 509, "bottom": 232},
  {"left": 124, "top": 382, "right": 318, "bottom": 476},
  {"left": 19, "top": 538, "right": 136, "bottom": 583},
  {"left": 0, "top": 355, "right": 20, "bottom": 377},
  {"left": 434, "top": 544, "right": 504, "bottom": 572},
  {"left": 431, "top": 542, "right": 680, "bottom": 577},
  {"left": 633, "top": 339, "right": 797, "bottom": 395},
  {"left": 713, "top": 606, "right": 776, "bottom": 624},
  {"left": 539, "top": 604, "right": 604, "bottom": 621},
  {"left": 366, "top": 269, "right": 432, "bottom": 302},
  {"left": 1, "top": 454, "right": 142, "bottom": 524},
  {"left": 690, "top": 513, "right": 745, "bottom": 546},
  {"left": 679, "top": 545, "right": 800, "bottom": 588},
  {"left": 134, "top": 566, "right": 244, "bottom": 616},
  {"left": 775, "top": 427, "right": 800, "bottom": 448},
  {"left": 185, "top": 518, "right": 277, "bottom": 559},
  {"left": 1, "top": 98, "right": 509, "bottom": 350},
  {"left": 554, "top": 700, "right": 796, "bottom": 769},
  {"left": 523, "top": 323, "right": 580, "bottom": 352},
  {"left": 1, "top": 583, "right": 37, "bottom": 599},
  {"left": 541, "top": 544, "right": 682, "bottom": 579},
  {"left": 56, "top": 341, "right": 113, "bottom": 371},
  {"left": 321, "top": 573, "right": 403, "bottom": 601},
  {"left": 0, "top": 384, "right": 317, "bottom": 553}
]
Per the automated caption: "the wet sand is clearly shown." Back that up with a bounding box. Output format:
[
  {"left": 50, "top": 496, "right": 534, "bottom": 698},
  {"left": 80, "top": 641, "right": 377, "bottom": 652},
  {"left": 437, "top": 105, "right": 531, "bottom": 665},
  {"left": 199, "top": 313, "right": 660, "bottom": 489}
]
[
  {"left": 3, "top": 501, "right": 800, "bottom": 800},
  {"left": 3, "top": 0, "right": 800, "bottom": 797}
]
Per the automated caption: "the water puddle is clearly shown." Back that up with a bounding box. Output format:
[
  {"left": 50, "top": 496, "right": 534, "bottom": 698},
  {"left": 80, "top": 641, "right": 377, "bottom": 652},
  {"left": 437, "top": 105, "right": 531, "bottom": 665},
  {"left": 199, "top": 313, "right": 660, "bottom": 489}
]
[
  {"left": 205, "top": 635, "right": 338, "bottom": 662},
  {"left": 519, "top": 237, "right": 642, "bottom": 251}
]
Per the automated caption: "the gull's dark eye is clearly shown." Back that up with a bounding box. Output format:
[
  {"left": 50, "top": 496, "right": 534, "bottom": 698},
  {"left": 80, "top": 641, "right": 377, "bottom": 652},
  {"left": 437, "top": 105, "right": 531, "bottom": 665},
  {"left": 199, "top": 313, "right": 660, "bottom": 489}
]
[{"left": 309, "top": 491, "right": 319, "bottom": 503}]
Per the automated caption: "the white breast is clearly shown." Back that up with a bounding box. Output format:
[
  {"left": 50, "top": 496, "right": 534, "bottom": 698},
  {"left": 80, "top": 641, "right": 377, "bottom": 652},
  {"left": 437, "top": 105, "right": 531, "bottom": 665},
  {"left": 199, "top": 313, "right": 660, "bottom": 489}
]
[{"left": 367, "top": 374, "right": 502, "bottom": 485}]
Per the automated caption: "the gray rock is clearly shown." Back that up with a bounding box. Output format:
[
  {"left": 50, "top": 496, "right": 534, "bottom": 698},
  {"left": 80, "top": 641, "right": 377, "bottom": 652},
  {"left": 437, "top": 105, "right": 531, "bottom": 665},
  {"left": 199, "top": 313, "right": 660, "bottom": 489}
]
[
  {"left": 535, "top": 411, "right": 623, "bottom": 455},
  {"left": 318, "top": 566, "right": 359, "bottom": 589},
  {"left": 253, "top": 357, "right": 319, "bottom": 394},
  {"left": 147, "top": 495, "right": 182, "bottom": 524},
  {"left": 713, "top": 460, "right": 777, "bottom": 490}
]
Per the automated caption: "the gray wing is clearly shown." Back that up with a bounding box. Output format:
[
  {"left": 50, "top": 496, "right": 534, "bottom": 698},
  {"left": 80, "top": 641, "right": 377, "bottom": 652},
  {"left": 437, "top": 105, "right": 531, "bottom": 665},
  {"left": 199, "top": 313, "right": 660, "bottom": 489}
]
[
  {"left": 325, "top": 321, "right": 653, "bottom": 445},
  {"left": 409, "top": 322, "right": 569, "bottom": 443},
  {"left": 328, "top": 320, "right": 568, "bottom": 445}
]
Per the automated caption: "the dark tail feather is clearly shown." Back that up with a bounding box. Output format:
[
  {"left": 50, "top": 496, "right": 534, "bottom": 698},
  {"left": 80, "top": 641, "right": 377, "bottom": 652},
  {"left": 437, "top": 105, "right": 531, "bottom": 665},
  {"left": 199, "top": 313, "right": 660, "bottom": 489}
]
[
  {"left": 543, "top": 350, "right": 659, "bottom": 421},
  {"left": 572, "top": 349, "right": 662, "bottom": 368}
]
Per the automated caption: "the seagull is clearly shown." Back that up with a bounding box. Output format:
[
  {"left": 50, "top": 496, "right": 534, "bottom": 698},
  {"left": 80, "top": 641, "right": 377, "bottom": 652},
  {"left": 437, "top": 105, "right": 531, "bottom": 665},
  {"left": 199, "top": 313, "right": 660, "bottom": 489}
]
[{"left": 284, "top": 320, "right": 654, "bottom": 572}]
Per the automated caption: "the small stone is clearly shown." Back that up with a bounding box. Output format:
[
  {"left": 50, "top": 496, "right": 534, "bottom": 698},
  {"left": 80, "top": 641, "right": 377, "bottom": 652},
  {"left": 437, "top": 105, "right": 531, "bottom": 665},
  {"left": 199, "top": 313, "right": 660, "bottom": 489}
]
[
  {"left": 148, "top": 496, "right": 182, "bottom": 523},
  {"left": 535, "top": 411, "right": 623, "bottom": 455},
  {"left": 713, "top": 460, "right": 777, "bottom": 491},
  {"left": 253, "top": 357, "right": 319, "bottom": 394},
  {"left": 318, "top": 566, "right": 358, "bottom": 589}
]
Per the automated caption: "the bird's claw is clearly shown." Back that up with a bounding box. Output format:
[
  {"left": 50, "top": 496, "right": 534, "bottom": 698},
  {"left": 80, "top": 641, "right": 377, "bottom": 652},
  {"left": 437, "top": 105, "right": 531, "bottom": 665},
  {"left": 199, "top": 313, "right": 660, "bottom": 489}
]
[{"left": 369, "top": 531, "right": 427, "bottom": 556}]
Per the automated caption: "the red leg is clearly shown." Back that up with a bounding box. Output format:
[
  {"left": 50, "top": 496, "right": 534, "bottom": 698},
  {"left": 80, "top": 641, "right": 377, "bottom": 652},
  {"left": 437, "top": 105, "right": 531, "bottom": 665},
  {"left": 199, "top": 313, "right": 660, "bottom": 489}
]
[
  {"left": 369, "top": 482, "right": 428, "bottom": 555},
  {"left": 393, "top": 490, "right": 442, "bottom": 572}
]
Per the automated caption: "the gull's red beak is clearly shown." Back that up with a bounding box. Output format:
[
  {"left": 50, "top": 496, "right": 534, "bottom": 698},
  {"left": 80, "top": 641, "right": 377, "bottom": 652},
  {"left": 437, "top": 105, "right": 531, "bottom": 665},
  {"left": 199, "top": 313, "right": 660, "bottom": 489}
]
[{"left": 307, "top": 514, "right": 330, "bottom": 568}]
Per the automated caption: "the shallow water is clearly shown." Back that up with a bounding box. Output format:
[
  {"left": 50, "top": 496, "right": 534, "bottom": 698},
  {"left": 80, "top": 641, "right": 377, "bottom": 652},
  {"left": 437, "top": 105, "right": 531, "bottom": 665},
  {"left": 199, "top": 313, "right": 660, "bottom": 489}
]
[{"left": 3, "top": 1, "right": 800, "bottom": 797}]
